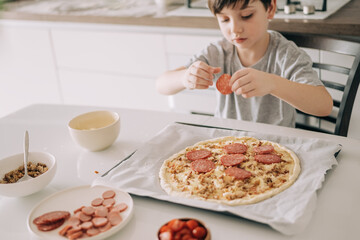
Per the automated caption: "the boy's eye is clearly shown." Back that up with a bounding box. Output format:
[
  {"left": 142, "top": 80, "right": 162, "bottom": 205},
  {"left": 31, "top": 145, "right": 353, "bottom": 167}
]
[
  {"left": 241, "top": 14, "right": 253, "bottom": 19},
  {"left": 220, "top": 18, "right": 229, "bottom": 23}
]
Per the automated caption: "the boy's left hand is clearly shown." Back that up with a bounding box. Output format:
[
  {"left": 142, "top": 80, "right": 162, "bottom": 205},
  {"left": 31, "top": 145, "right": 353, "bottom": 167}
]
[{"left": 229, "top": 68, "right": 275, "bottom": 98}]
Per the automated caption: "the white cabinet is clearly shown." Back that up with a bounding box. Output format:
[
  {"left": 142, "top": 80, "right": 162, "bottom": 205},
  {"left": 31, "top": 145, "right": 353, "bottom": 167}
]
[
  {"left": 59, "top": 69, "right": 169, "bottom": 111},
  {"left": 0, "top": 22, "right": 61, "bottom": 117}
]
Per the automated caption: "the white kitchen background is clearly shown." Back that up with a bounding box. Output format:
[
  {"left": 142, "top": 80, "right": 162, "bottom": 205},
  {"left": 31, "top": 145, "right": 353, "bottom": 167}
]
[{"left": 0, "top": 19, "right": 359, "bottom": 139}]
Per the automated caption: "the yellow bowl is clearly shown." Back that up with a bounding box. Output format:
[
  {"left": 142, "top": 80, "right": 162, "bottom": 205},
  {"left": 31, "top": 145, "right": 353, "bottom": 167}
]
[{"left": 68, "top": 110, "right": 120, "bottom": 151}]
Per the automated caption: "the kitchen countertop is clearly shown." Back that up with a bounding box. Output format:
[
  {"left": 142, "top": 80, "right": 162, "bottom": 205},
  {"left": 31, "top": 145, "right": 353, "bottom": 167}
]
[{"left": 1, "top": 0, "right": 360, "bottom": 38}]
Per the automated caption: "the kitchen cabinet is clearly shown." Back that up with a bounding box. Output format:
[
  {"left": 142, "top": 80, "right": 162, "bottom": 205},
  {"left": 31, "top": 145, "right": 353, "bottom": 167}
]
[{"left": 0, "top": 22, "right": 61, "bottom": 117}]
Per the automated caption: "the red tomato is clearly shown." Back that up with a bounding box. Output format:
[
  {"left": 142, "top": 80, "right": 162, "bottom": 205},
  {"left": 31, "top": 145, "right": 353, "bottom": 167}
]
[
  {"left": 169, "top": 219, "right": 186, "bottom": 232},
  {"left": 185, "top": 220, "right": 199, "bottom": 230},
  {"left": 159, "top": 231, "right": 173, "bottom": 240},
  {"left": 181, "top": 234, "right": 195, "bottom": 240},
  {"left": 160, "top": 225, "right": 173, "bottom": 234},
  {"left": 192, "top": 226, "right": 206, "bottom": 238}
]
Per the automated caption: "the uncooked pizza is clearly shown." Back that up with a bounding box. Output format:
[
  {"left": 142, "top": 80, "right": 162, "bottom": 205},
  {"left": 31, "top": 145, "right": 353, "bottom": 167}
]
[{"left": 159, "top": 136, "right": 301, "bottom": 205}]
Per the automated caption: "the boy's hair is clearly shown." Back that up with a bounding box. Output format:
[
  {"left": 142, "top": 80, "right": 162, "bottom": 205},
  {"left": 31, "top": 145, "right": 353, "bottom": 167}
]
[{"left": 208, "top": 0, "right": 272, "bottom": 14}]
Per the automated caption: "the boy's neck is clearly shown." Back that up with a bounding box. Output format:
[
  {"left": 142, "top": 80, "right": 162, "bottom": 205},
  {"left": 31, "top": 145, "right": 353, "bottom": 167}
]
[{"left": 236, "top": 32, "right": 270, "bottom": 67}]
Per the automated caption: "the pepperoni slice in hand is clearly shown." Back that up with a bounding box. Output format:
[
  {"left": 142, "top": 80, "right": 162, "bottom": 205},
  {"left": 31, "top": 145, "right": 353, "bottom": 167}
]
[
  {"left": 186, "top": 149, "right": 212, "bottom": 161},
  {"left": 225, "top": 167, "right": 252, "bottom": 180},
  {"left": 253, "top": 145, "right": 274, "bottom": 154},
  {"left": 190, "top": 159, "right": 215, "bottom": 173},
  {"left": 224, "top": 143, "right": 248, "bottom": 154},
  {"left": 255, "top": 154, "right": 281, "bottom": 164},
  {"left": 220, "top": 154, "right": 247, "bottom": 166},
  {"left": 216, "top": 74, "right": 233, "bottom": 95}
]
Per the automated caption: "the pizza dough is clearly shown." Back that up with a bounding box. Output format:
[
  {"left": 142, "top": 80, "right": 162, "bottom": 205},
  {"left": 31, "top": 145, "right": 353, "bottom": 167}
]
[{"left": 159, "top": 136, "right": 301, "bottom": 205}]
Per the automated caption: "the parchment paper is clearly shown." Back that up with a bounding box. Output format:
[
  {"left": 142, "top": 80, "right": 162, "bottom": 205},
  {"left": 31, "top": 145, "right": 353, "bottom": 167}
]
[{"left": 94, "top": 123, "right": 342, "bottom": 235}]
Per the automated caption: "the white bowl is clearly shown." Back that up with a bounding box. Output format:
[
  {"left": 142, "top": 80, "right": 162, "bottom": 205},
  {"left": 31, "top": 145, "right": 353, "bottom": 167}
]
[
  {"left": 68, "top": 110, "right": 120, "bottom": 151},
  {"left": 0, "top": 152, "right": 57, "bottom": 197}
]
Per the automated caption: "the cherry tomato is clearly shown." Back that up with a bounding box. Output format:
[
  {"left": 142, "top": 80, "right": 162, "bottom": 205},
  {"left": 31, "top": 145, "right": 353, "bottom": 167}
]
[
  {"left": 192, "top": 226, "right": 206, "bottom": 238},
  {"left": 160, "top": 225, "right": 173, "bottom": 234},
  {"left": 185, "top": 219, "right": 199, "bottom": 230},
  {"left": 169, "top": 219, "right": 186, "bottom": 232},
  {"left": 159, "top": 231, "right": 173, "bottom": 240}
]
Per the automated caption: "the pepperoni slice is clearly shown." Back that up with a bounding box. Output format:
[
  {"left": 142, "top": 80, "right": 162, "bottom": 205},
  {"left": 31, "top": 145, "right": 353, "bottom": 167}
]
[
  {"left": 95, "top": 206, "right": 108, "bottom": 217},
  {"left": 87, "top": 227, "right": 100, "bottom": 236},
  {"left": 33, "top": 211, "right": 70, "bottom": 225},
  {"left": 224, "top": 143, "right": 247, "bottom": 154},
  {"left": 81, "top": 206, "right": 95, "bottom": 216},
  {"left": 255, "top": 154, "right": 281, "bottom": 164},
  {"left": 92, "top": 217, "right": 108, "bottom": 227},
  {"left": 220, "top": 154, "right": 247, "bottom": 166},
  {"left": 103, "top": 198, "right": 115, "bottom": 208},
  {"left": 99, "top": 222, "right": 112, "bottom": 232},
  {"left": 190, "top": 159, "right": 215, "bottom": 173},
  {"left": 58, "top": 224, "right": 72, "bottom": 236},
  {"left": 216, "top": 73, "right": 233, "bottom": 95},
  {"left": 67, "top": 215, "right": 80, "bottom": 227},
  {"left": 225, "top": 167, "right": 252, "bottom": 180},
  {"left": 36, "top": 219, "right": 65, "bottom": 231},
  {"left": 186, "top": 149, "right": 212, "bottom": 161},
  {"left": 253, "top": 145, "right": 274, "bottom": 154},
  {"left": 79, "top": 212, "right": 92, "bottom": 222},
  {"left": 111, "top": 203, "right": 128, "bottom": 213},
  {"left": 80, "top": 221, "right": 93, "bottom": 230}
]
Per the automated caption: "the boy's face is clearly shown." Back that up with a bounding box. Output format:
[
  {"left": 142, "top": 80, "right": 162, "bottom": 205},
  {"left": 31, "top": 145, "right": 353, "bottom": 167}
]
[{"left": 216, "top": 0, "right": 276, "bottom": 51}]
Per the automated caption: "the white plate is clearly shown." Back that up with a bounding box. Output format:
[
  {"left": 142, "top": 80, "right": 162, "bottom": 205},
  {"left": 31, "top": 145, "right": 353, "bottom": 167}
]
[{"left": 27, "top": 185, "right": 134, "bottom": 240}]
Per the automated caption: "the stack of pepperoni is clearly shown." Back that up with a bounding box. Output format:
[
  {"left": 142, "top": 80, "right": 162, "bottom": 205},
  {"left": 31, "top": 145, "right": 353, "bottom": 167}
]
[
  {"left": 158, "top": 218, "right": 208, "bottom": 240},
  {"left": 33, "top": 190, "right": 128, "bottom": 240},
  {"left": 33, "top": 211, "right": 71, "bottom": 232}
]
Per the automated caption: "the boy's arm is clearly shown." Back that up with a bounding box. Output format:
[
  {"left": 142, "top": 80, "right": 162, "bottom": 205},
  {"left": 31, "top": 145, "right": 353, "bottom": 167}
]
[
  {"left": 156, "top": 61, "right": 221, "bottom": 95},
  {"left": 230, "top": 68, "right": 333, "bottom": 117},
  {"left": 156, "top": 67, "right": 187, "bottom": 95}
]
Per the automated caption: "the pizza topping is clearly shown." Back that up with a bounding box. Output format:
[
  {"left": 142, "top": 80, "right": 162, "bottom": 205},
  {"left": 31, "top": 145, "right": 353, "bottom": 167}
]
[
  {"left": 220, "top": 154, "right": 247, "bottom": 166},
  {"left": 224, "top": 143, "right": 247, "bottom": 154},
  {"left": 216, "top": 73, "right": 233, "bottom": 95},
  {"left": 253, "top": 145, "right": 274, "bottom": 154},
  {"left": 190, "top": 159, "right": 215, "bottom": 173},
  {"left": 225, "top": 167, "right": 252, "bottom": 180},
  {"left": 186, "top": 149, "right": 212, "bottom": 161},
  {"left": 255, "top": 154, "right": 282, "bottom": 164}
]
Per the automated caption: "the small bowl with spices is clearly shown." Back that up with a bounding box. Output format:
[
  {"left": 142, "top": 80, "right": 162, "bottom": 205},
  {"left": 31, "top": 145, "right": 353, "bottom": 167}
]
[{"left": 0, "top": 152, "right": 56, "bottom": 197}]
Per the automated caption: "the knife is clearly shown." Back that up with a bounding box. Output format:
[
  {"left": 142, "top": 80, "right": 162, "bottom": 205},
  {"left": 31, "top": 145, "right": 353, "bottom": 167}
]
[{"left": 101, "top": 150, "right": 137, "bottom": 177}]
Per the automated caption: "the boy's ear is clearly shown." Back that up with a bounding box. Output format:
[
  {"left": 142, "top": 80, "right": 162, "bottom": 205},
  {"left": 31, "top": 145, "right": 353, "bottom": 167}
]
[{"left": 267, "top": 0, "right": 277, "bottom": 19}]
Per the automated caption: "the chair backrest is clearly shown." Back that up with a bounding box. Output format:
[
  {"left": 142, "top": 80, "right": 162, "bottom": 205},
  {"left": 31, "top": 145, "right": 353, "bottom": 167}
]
[{"left": 282, "top": 32, "right": 360, "bottom": 137}]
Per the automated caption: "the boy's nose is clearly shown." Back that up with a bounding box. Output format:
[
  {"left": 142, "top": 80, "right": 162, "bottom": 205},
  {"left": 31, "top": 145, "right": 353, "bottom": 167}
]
[{"left": 230, "top": 20, "right": 244, "bottom": 35}]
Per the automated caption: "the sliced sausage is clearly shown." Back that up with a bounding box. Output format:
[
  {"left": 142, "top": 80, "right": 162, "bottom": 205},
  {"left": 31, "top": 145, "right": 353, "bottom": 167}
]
[
  {"left": 255, "top": 154, "right": 281, "bottom": 164},
  {"left": 186, "top": 149, "right": 212, "bottom": 161},
  {"left": 253, "top": 145, "right": 274, "bottom": 154},
  {"left": 102, "top": 190, "right": 116, "bottom": 199},
  {"left": 103, "top": 198, "right": 115, "bottom": 208},
  {"left": 67, "top": 215, "right": 80, "bottom": 227},
  {"left": 95, "top": 206, "right": 108, "bottom": 217},
  {"left": 108, "top": 211, "right": 122, "bottom": 226},
  {"left": 81, "top": 206, "right": 95, "bottom": 216},
  {"left": 58, "top": 224, "right": 72, "bottom": 236},
  {"left": 79, "top": 212, "right": 92, "bottom": 222},
  {"left": 111, "top": 203, "right": 128, "bottom": 213},
  {"left": 87, "top": 227, "right": 100, "bottom": 236},
  {"left": 190, "top": 159, "right": 215, "bottom": 173},
  {"left": 80, "top": 221, "right": 93, "bottom": 230},
  {"left": 220, "top": 154, "right": 247, "bottom": 166},
  {"left": 67, "top": 230, "right": 83, "bottom": 240},
  {"left": 225, "top": 167, "right": 252, "bottom": 180},
  {"left": 99, "top": 222, "right": 112, "bottom": 232},
  {"left": 92, "top": 217, "right": 108, "bottom": 227},
  {"left": 224, "top": 143, "right": 247, "bottom": 154},
  {"left": 91, "top": 198, "right": 103, "bottom": 207}
]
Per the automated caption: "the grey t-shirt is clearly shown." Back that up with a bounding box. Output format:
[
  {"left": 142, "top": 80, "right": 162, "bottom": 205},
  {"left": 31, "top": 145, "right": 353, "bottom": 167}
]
[{"left": 185, "top": 31, "right": 322, "bottom": 127}]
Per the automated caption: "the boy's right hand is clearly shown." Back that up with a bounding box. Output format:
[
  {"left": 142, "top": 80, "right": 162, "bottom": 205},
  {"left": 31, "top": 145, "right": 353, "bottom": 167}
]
[{"left": 182, "top": 61, "right": 221, "bottom": 90}]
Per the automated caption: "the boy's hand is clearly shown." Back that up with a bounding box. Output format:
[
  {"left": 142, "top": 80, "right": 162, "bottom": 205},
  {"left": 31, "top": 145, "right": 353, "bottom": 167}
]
[
  {"left": 182, "top": 61, "right": 221, "bottom": 90},
  {"left": 230, "top": 68, "right": 276, "bottom": 98}
]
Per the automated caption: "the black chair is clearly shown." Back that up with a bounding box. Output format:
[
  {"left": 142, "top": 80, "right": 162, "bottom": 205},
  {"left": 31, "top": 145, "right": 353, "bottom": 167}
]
[{"left": 282, "top": 32, "right": 360, "bottom": 137}]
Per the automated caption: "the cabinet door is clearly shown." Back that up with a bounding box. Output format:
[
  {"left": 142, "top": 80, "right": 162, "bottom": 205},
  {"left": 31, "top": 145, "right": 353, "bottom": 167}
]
[
  {"left": 52, "top": 29, "right": 167, "bottom": 77},
  {"left": 59, "top": 70, "right": 170, "bottom": 111},
  {"left": 0, "top": 24, "right": 61, "bottom": 117}
]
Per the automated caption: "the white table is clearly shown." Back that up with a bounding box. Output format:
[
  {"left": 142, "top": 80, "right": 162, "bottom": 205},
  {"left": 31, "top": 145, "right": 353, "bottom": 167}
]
[{"left": 1, "top": 104, "right": 359, "bottom": 240}]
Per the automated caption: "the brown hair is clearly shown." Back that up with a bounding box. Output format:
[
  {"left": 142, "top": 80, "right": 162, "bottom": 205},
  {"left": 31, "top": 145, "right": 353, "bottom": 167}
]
[{"left": 208, "top": 0, "right": 272, "bottom": 14}]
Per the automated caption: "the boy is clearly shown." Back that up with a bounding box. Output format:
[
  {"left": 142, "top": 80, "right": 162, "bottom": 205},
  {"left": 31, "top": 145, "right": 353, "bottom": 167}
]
[{"left": 156, "top": 0, "right": 333, "bottom": 127}]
